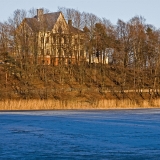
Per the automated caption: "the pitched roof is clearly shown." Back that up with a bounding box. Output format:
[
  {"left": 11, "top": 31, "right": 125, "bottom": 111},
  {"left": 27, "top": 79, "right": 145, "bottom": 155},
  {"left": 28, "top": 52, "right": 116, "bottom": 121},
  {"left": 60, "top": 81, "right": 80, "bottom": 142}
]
[
  {"left": 25, "top": 12, "right": 61, "bottom": 32},
  {"left": 24, "top": 11, "right": 84, "bottom": 34},
  {"left": 69, "top": 25, "right": 84, "bottom": 34},
  {"left": 34, "top": 12, "right": 61, "bottom": 31},
  {"left": 25, "top": 18, "right": 40, "bottom": 31}
]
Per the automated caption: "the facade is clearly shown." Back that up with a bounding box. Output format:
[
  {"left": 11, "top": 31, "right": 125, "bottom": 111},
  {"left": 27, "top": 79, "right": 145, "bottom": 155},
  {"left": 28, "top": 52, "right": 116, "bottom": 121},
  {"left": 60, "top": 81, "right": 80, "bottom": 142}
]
[{"left": 15, "top": 9, "right": 86, "bottom": 65}]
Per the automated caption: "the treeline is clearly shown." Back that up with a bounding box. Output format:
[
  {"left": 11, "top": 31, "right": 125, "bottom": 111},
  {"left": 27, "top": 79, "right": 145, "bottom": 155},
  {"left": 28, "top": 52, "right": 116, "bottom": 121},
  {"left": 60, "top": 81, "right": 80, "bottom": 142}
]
[{"left": 0, "top": 7, "right": 160, "bottom": 101}]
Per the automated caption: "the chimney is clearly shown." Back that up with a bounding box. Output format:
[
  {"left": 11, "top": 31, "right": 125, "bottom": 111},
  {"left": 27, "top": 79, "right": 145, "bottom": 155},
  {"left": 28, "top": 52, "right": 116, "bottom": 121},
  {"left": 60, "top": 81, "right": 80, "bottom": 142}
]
[
  {"left": 37, "top": 9, "right": 44, "bottom": 21},
  {"left": 68, "top": 20, "right": 72, "bottom": 26}
]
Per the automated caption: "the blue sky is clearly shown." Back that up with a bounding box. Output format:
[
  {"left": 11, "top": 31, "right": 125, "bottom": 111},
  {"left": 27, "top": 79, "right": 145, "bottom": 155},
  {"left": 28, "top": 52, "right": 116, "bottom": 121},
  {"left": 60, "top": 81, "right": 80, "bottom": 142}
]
[{"left": 0, "top": 0, "right": 160, "bottom": 28}]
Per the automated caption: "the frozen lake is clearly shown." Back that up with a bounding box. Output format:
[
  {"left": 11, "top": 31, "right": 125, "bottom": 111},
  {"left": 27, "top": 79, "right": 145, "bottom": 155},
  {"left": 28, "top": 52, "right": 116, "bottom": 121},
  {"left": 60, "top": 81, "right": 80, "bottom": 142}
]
[{"left": 0, "top": 109, "right": 160, "bottom": 159}]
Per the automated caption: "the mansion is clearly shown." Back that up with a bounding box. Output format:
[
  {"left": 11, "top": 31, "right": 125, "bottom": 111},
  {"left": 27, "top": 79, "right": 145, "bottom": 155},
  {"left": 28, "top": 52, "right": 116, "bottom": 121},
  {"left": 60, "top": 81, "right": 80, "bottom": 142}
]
[{"left": 15, "top": 9, "right": 86, "bottom": 65}]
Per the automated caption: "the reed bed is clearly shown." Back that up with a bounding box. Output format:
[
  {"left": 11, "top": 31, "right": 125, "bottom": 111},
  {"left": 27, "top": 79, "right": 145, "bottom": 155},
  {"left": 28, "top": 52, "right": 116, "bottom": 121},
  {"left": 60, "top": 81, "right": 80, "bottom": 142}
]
[{"left": 0, "top": 99, "right": 160, "bottom": 111}]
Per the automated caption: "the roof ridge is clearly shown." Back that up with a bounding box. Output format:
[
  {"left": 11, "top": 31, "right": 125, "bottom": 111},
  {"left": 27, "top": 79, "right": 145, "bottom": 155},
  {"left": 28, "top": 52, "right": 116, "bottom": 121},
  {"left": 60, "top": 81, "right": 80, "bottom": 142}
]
[{"left": 43, "top": 11, "right": 61, "bottom": 16}]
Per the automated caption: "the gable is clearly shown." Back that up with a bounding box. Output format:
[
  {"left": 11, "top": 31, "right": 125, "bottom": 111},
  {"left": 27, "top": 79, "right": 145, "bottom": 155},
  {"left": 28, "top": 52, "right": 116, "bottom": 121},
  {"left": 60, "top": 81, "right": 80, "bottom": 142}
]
[
  {"left": 52, "top": 12, "right": 69, "bottom": 33},
  {"left": 41, "top": 12, "right": 61, "bottom": 31},
  {"left": 15, "top": 18, "right": 36, "bottom": 36}
]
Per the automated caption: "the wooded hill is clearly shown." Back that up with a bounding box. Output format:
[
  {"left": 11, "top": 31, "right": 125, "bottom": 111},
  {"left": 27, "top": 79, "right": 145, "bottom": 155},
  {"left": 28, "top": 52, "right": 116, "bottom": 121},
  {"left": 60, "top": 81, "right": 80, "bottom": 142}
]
[{"left": 1, "top": 7, "right": 160, "bottom": 103}]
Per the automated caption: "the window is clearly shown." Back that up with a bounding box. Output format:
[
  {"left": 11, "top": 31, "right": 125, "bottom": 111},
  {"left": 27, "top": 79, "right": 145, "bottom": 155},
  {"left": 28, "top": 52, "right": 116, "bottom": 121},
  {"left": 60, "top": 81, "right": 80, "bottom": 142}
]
[
  {"left": 46, "top": 37, "right": 49, "bottom": 43},
  {"left": 53, "top": 36, "right": 56, "bottom": 43},
  {"left": 47, "top": 49, "right": 50, "bottom": 55},
  {"left": 80, "top": 50, "right": 84, "bottom": 57},
  {"left": 64, "top": 36, "right": 68, "bottom": 44},
  {"left": 80, "top": 39, "right": 83, "bottom": 45},
  {"left": 58, "top": 26, "right": 62, "bottom": 33},
  {"left": 75, "top": 38, "right": 77, "bottom": 44},
  {"left": 41, "top": 37, "right": 44, "bottom": 43},
  {"left": 58, "top": 37, "right": 61, "bottom": 44},
  {"left": 41, "top": 49, "right": 44, "bottom": 55}
]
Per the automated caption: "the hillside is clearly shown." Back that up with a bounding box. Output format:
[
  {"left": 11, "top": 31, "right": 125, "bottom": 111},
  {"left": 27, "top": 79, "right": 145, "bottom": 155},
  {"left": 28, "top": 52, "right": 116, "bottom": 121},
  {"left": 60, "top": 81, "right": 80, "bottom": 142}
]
[{"left": 0, "top": 57, "right": 158, "bottom": 103}]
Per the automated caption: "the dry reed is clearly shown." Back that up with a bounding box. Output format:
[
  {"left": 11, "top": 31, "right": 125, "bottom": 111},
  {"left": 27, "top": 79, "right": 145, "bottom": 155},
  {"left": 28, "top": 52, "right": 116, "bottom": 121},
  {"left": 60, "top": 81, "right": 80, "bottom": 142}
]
[{"left": 0, "top": 99, "right": 160, "bottom": 111}]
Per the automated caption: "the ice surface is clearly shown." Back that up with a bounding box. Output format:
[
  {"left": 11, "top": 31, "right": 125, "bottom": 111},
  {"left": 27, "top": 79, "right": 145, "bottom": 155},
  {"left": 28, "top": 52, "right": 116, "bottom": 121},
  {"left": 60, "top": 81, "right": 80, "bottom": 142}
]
[{"left": 0, "top": 109, "right": 160, "bottom": 159}]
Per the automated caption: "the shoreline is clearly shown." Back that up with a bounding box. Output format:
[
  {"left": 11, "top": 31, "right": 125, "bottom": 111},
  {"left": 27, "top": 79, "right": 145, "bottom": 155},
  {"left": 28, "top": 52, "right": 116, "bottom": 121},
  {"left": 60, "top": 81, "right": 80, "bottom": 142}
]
[
  {"left": 1, "top": 108, "right": 160, "bottom": 113},
  {"left": 0, "top": 99, "right": 160, "bottom": 111}
]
